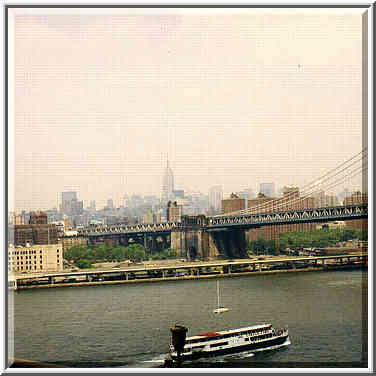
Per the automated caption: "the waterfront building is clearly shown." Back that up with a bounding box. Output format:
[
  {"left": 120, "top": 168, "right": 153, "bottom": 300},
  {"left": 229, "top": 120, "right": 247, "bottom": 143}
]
[{"left": 8, "top": 243, "right": 63, "bottom": 273}]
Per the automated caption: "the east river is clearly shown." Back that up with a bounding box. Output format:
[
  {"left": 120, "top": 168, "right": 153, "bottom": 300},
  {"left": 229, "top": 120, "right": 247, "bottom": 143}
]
[{"left": 9, "top": 269, "right": 367, "bottom": 368}]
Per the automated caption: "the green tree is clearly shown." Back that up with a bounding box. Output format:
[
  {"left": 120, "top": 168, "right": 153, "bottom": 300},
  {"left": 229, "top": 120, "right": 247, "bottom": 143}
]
[{"left": 76, "top": 259, "right": 92, "bottom": 269}]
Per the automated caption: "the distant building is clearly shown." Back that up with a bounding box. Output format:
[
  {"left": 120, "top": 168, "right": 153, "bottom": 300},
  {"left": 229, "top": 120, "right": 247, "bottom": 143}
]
[
  {"left": 167, "top": 201, "right": 183, "bottom": 222},
  {"left": 50, "top": 220, "right": 66, "bottom": 237},
  {"left": 142, "top": 211, "right": 161, "bottom": 224},
  {"left": 10, "top": 224, "right": 58, "bottom": 247},
  {"left": 173, "top": 190, "right": 184, "bottom": 199},
  {"left": 162, "top": 160, "right": 174, "bottom": 203},
  {"left": 209, "top": 185, "right": 223, "bottom": 213},
  {"left": 222, "top": 193, "right": 246, "bottom": 214},
  {"left": 236, "top": 188, "right": 256, "bottom": 201},
  {"left": 8, "top": 212, "right": 25, "bottom": 225},
  {"left": 88, "top": 200, "right": 96, "bottom": 211},
  {"left": 61, "top": 235, "right": 88, "bottom": 252},
  {"left": 246, "top": 186, "right": 316, "bottom": 242},
  {"left": 106, "top": 199, "right": 114, "bottom": 210},
  {"left": 8, "top": 243, "right": 63, "bottom": 273},
  {"left": 343, "top": 191, "right": 368, "bottom": 231},
  {"left": 343, "top": 191, "right": 368, "bottom": 206},
  {"left": 259, "top": 183, "right": 275, "bottom": 198},
  {"left": 61, "top": 191, "right": 77, "bottom": 203},
  {"left": 29, "top": 211, "right": 48, "bottom": 225},
  {"left": 313, "top": 191, "right": 339, "bottom": 208},
  {"left": 247, "top": 193, "right": 275, "bottom": 213},
  {"left": 89, "top": 218, "right": 103, "bottom": 226},
  {"left": 60, "top": 191, "right": 84, "bottom": 216}
]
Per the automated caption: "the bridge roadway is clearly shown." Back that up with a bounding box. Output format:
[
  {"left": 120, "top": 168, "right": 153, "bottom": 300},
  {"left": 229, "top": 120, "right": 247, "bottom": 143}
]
[
  {"left": 11, "top": 253, "right": 367, "bottom": 288},
  {"left": 70, "top": 204, "right": 367, "bottom": 238}
]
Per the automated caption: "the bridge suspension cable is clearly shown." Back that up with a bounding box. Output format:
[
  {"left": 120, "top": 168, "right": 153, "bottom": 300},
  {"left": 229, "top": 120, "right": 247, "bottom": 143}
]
[{"left": 212, "top": 148, "right": 367, "bottom": 218}]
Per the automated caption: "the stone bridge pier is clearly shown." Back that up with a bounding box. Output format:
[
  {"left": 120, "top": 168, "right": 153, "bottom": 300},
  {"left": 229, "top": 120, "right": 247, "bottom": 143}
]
[
  {"left": 171, "top": 228, "right": 247, "bottom": 260},
  {"left": 207, "top": 229, "right": 247, "bottom": 259}
]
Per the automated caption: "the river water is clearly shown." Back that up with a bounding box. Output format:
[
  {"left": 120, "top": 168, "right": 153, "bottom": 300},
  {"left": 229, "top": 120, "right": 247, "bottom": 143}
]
[{"left": 9, "top": 269, "right": 367, "bottom": 368}]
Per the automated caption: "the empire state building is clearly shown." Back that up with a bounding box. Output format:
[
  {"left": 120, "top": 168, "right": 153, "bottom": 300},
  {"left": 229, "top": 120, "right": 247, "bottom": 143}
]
[{"left": 162, "top": 160, "right": 174, "bottom": 203}]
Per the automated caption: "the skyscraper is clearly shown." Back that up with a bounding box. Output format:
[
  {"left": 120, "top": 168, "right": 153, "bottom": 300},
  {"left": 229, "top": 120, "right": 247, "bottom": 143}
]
[
  {"left": 162, "top": 159, "right": 174, "bottom": 203},
  {"left": 60, "top": 191, "right": 83, "bottom": 216},
  {"left": 209, "top": 185, "right": 223, "bottom": 213}
]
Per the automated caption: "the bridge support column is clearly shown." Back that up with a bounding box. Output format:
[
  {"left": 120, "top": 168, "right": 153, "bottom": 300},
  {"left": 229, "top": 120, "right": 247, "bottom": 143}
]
[
  {"left": 206, "top": 229, "right": 247, "bottom": 260},
  {"left": 171, "top": 230, "right": 185, "bottom": 258},
  {"left": 144, "top": 234, "right": 148, "bottom": 254},
  {"left": 119, "top": 236, "right": 129, "bottom": 247},
  {"left": 197, "top": 230, "right": 210, "bottom": 260}
]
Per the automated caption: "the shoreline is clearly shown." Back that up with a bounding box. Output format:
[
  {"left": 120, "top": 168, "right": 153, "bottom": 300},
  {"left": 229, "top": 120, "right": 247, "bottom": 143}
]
[{"left": 14, "top": 264, "right": 366, "bottom": 290}]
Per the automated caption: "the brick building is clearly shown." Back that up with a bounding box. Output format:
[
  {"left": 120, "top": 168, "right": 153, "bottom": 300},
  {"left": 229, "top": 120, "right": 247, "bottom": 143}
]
[
  {"left": 167, "top": 201, "right": 183, "bottom": 222},
  {"left": 246, "top": 186, "right": 316, "bottom": 242},
  {"left": 222, "top": 193, "right": 246, "bottom": 214},
  {"left": 29, "top": 211, "right": 48, "bottom": 225},
  {"left": 344, "top": 191, "right": 368, "bottom": 231},
  {"left": 9, "top": 224, "right": 58, "bottom": 247}
]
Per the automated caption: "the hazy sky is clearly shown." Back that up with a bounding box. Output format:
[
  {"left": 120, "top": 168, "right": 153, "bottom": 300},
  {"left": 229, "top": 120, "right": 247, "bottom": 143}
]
[{"left": 8, "top": 8, "right": 366, "bottom": 211}]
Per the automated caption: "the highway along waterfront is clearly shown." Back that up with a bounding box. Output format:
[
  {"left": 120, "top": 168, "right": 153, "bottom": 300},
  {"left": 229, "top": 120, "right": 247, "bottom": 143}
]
[
  {"left": 10, "top": 253, "right": 367, "bottom": 290},
  {"left": 10, "top": 269, "right": 367, "bottom": 368}
]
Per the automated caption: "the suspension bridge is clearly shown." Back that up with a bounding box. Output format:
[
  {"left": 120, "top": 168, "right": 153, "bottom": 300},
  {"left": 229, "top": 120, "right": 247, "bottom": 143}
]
[{"left": 65, "top": 149, "right": 368, "bottom": 259}]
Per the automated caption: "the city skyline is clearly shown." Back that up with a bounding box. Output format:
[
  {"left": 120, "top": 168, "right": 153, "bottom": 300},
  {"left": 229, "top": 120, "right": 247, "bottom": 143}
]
[{"left": 8, "top": 8, "right": 365, "bottom": 212}]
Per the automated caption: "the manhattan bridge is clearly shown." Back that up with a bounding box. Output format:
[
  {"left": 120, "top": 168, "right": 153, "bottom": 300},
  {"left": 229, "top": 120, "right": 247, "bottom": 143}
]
[{"left": 67, "top": 149, "right": 368, "bottom": 260}]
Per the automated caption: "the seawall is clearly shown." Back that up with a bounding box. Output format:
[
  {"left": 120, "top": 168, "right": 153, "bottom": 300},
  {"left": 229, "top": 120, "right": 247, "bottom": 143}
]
[{"left": 15, "top": 264, "right": 365, "bottom": 290}]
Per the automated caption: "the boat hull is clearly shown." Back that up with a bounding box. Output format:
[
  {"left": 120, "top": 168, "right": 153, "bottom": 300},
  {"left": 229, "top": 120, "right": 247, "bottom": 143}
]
[{"left": 171, "top": 334, "right": 289, "bottom": 362}]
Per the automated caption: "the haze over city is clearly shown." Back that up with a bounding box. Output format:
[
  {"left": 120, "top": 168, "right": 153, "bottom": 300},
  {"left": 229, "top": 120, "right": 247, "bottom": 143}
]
[{"left": 9, "top": 8, "right": 365, "bottom": 211}]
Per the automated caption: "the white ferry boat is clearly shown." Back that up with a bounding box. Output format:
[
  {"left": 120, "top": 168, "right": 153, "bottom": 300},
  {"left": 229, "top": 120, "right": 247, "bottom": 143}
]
[{"left": 170, "top": 323, "right": 289, "bottom": 361}]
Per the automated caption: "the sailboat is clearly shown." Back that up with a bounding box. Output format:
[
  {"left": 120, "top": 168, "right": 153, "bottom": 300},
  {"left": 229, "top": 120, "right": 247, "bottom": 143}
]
[{"left": 213, "top": 279, "right": 229, "bottom": 314}]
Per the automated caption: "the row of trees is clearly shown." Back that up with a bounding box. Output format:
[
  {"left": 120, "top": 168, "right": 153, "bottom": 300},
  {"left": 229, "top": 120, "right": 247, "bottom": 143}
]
[
  {"left": 247, "top": 228, "right": 367, "bottom": 256},
  {"left": 64, "top": 244, "right": 177, "bottom": 269}
]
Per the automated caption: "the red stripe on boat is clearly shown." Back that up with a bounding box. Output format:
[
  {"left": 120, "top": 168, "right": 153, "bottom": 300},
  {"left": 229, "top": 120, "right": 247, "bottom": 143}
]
[{"left": 198, "top": 332, "right": 220, "bottom": 337}]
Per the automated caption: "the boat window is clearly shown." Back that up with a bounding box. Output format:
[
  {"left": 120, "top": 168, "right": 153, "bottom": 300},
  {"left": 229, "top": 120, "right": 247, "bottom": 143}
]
[{"left": 210, "top": 342, "right": 228, "bottom": 348}]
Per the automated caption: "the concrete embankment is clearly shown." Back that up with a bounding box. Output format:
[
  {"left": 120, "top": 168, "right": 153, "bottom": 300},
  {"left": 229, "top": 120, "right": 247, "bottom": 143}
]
[{"left": 15, "top": 264, "right": 365, "bottom": 290}]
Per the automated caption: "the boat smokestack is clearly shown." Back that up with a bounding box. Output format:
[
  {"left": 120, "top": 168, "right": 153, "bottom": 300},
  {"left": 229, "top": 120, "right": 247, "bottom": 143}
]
[{"left": 170, "top": 324, "right": 188, "bottom": 366}]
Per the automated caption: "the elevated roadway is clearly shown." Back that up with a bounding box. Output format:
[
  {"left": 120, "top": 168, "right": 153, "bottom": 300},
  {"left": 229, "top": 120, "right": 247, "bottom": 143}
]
[{"left": 10, "top": 253, "right": 367, "bottom": 289}]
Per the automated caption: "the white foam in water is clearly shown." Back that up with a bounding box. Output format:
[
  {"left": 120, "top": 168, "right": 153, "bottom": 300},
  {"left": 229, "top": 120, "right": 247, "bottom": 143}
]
[
  {"left": 143, "top": 354, "right": 167, "bottom": 363},
  {"left": 143, "top": 339, "right": 291, "bottom": 365},
  {"left": 240, "top": 352, "right": 256, "bottom": 358}
]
